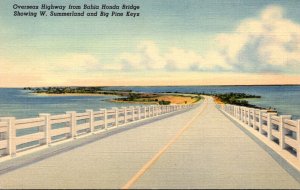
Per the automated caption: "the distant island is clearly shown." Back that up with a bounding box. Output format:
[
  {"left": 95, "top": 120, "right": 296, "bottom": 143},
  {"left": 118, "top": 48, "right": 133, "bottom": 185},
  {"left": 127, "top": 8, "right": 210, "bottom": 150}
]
[
  {"left": 24, "top": 86, "right": 132, "bottom": 95},
  {"left": 24, "top": 87, "right": 201, "bottom": 105},
  {"left": 24, "top": 87, "right": 266, "bottom": 109},
  {"left": 214, "top": 93, "right": 261, "bottom": 107}
]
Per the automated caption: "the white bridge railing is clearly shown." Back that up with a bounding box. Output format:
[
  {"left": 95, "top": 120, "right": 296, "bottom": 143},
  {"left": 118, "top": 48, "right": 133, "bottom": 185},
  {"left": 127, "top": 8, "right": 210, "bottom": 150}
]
[
  {"left": 0, "top": 104, "right": 193, "bottom": 158},
  {"left": 222, "top": 104, "right": 300, "bottom": 160}
]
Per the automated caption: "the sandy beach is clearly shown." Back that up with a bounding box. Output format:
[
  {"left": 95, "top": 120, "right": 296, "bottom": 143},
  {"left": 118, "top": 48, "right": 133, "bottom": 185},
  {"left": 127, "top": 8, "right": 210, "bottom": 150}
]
[{"left": 112, "top": 94, "right": 201, "bottom": 105}]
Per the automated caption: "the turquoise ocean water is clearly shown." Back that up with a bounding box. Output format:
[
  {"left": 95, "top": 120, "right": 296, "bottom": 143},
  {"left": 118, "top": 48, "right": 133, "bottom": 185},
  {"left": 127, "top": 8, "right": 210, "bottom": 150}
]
[
  {"left": 0, "top": 86, "right": 299, "bottom": 119},
  {"left": 0, "top": 88, "right": 141, "bottom": 119}
]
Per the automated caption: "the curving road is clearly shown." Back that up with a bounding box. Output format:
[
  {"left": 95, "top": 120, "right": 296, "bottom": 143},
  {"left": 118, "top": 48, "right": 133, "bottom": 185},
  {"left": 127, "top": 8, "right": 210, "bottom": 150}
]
[{"left": 0, "top": 97, "right": 299, "bottom": 189}]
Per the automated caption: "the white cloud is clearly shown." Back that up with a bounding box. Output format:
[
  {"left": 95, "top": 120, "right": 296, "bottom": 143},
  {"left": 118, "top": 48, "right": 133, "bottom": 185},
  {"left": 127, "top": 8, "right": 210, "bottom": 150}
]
[
  {"left": 215, "top": 5, "right": 300, "bottom": 72},
  {"left": 42, "top": 53, "right": 122, "bottom": 72},
  {"left": 119, "top": 41, "right": 165, "bottom": 70},
  {"left": 119, "top": 41, "right": 231, "bottom": 71},
  {"left": 118, "top": 5, "right": 300, "bottom": 73},
  {"left": 3, "top": 5, "right": 299, "bottom": 87}
]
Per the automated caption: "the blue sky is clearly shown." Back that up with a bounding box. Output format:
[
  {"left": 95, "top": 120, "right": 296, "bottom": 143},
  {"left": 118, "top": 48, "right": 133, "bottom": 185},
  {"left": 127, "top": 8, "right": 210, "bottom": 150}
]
[{"left": 1, "top": 0, "right": 300, "bottom": 86}]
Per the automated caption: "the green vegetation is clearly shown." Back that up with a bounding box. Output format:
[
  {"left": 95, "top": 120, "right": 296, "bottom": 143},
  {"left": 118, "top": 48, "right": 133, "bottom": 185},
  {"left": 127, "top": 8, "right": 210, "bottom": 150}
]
[
  {"left": 115, "top": 93, "right": 160, "bottom": 102},
  {"left": 158, "top": 100, "right": 171, "bottom": 105},
  {"left": 214, "top": 93, "right": 261, "bottom": 108},
  {"left": 25, "top": 87, "right": 133, "bottom": 95},
  {"left": 114, "top": 93, "right": 198, "bottom": 105},
  {"left": 194, "top": 95, "right": 202, "bottom": 103}
]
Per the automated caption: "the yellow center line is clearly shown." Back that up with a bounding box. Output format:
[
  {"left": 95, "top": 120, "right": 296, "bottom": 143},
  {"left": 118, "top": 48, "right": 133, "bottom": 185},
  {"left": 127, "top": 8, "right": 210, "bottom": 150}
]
[{"left": 121, "top": 98, "right": 209, "bottom": 189}]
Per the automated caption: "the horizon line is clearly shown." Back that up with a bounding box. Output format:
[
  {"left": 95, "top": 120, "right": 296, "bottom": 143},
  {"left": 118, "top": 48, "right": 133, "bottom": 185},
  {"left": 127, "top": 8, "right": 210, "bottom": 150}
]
[{"left": 2, "top": 84, "right": 300, "bottom": 88}]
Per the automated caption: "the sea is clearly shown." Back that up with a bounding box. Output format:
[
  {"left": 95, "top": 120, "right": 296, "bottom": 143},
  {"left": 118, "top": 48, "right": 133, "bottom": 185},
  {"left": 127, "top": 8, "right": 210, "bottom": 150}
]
[{"left": 0, "top": 86, "right": 299, "bottom": 119}]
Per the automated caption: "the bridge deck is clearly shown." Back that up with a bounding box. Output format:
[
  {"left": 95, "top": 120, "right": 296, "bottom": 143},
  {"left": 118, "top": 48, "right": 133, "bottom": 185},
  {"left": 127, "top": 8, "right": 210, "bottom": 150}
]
[{"left": 0, "top": 97, "right": 299, "bottom": 189}]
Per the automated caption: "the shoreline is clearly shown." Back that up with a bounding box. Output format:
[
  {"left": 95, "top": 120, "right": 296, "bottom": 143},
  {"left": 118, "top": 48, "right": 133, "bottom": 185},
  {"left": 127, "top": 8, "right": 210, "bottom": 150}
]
[
  {"left": 31, "top": 92, "right": 200, "bottom": 105},
  {"left": 112, "top": 94, "right": 201, "bottom": 105}
]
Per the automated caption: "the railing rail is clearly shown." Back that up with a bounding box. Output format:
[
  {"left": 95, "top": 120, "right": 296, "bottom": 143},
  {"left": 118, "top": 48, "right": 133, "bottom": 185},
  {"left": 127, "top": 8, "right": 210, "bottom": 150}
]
[
  {"left": 222, "top": 104, "right": 300, "bottom": 160},
  {"left": 0, "top": 104, "right": 194, "bottom": 158}
]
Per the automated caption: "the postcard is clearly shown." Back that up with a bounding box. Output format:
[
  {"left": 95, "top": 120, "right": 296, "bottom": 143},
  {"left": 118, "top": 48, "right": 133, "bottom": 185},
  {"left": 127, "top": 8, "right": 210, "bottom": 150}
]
[{"left": 0, "top": 0, "right": 300, "bottom": 189}]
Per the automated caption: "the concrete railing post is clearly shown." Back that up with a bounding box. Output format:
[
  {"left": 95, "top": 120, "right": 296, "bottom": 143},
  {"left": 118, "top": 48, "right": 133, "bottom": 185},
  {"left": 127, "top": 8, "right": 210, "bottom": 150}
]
[
  {"left": 66, "top": 111, "right": 76, "bottom": 138},
  {"left": 252, "top": 109, "right": 257, "bottom": 129},
  {"left": 131, "top": 106, "right": 135, "bottom": 121},
  {"left": 141, "top": 107, "right": 144, "bottom": 118},
  {"left": 1, "top": 117, "right": 16, "bottom": 156},
  {"left": 138, "top": 106, "right": 141, "bottom": 120},
  {"left": 151, "top": 106, "right": 154, "bottom": 115},
  {"left": 241, "top": 107, "right": 244, "bottom": 122},
  {"left": 240, "top": 107, "right": 243, "bottom": 121},
  {"left": 258, "top": 110, "right": 263, "bottom": 134},
  {"left": 244, "top": 108, "right": 247, "bottom": 123},
  {"left": 39, "top": 113, "right": 51, "bottom": 145},
  {"left": 244, "top": 107, "right": 246, "bottom": 123},
  {"left": 144, "top": 106, "right": 146, "bottom": 117},
  {"left": 279, "top": 115, "right": 292, "bottom": 149},
  {"left": 234, "top": 106, "right": 236, "bottom": 117},
  {"left": 100, "top": 109, "right": 107, "bottom": 130},
  {"left": 146, "top": 106, "right": 149, "bottom": 117},
  {"left": 267, "top": 113, "right": 276, "bottom": 140},
  {"left": 113, "top": 107, "right": 118, "bottom": 127},
  {"left": 296, "top": 120, "right": 300, "bottom": 160},
  {"left": 148, "top": 106, "right": 151, "bottom": 117},
  {"left": 158, "top": 105, "right": 160, "bottom": 115},
  {"left": 137, "top": 106, "right": 140, "bottom": 119},
  {"left": 86, "top": 109, "right": 94, "bottom": 133},
  {"left": 152, "top": 105, "right": 155, "bottom": 116},
  {"left": 247, "top": 108, "right": 251, "bottom": 127},
  {"left": 243, "top": 107, "right": 246, "bottom": 122},
  {"left": 122, "top": 107, "right": 127, "bottom": 124},
  {"left": 240, "top": 107, "right": 242, "bottom": 121},
  {"left": 134, "top": 106, "right": 137, "bottom": 120},
  {"left": 235, "top": 106, "right": 238, "bottom": 118}
]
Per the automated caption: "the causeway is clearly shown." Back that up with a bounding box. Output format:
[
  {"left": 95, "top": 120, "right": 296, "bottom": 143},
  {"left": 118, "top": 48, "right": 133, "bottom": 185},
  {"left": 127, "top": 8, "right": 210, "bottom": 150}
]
[{"left": 0, "top": 97, "right": 299, "bottom": 189}]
